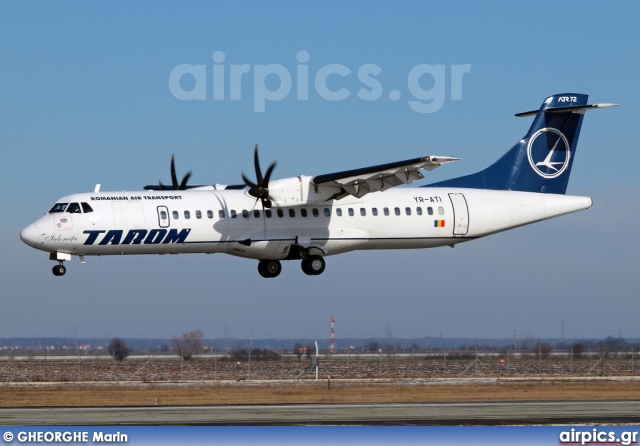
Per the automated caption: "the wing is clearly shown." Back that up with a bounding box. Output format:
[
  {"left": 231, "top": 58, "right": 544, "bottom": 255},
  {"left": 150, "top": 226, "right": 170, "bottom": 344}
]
[{"left": 311, "top": 155, "right": 459, "bottom": 199}]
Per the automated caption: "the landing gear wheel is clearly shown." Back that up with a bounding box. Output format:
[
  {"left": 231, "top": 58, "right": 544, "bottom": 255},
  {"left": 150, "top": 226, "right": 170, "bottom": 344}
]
[
  {"left": 52, "top": 264, "right": 66, "bottom": 276},
  {"left": 301, "top": 255, "right": 325, "bottom": 276},
  {"left": 301, "top": 260, "right": 312, "bottom": 275},
  {"left": 258, "top": 260, "right": 282, "bottom": 278}
]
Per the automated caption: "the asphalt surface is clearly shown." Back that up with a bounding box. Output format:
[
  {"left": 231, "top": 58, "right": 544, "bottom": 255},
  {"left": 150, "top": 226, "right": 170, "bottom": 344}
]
[{"left": 2, "top": 401, "right": 640, "bottom": 425}]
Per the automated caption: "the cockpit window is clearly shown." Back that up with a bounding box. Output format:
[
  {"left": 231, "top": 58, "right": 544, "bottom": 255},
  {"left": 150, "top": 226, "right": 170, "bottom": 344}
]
[
  {"left": 67, "top": 202, "right": 82, "bottom": 214},
  {"left": 81, "top": 202, "right": 93, "bottom": 213},
  {"left": 48, "top": 203, "right": 68, "bottom": 213}
]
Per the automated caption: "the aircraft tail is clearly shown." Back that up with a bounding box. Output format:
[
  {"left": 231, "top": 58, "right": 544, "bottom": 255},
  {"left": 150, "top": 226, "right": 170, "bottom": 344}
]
[{"left": 426, "top": 93, "right": 617, "bottom": 194}]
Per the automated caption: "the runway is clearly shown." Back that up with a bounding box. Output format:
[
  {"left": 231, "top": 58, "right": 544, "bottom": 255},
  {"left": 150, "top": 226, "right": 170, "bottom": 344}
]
[{"left": 2, "top": 401, "right": 640, "bottom": 425}]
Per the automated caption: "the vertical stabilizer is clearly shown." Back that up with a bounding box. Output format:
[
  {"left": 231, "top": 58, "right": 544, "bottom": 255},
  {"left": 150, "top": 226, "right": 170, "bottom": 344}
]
[{"left": 426, "top": 94, "right": 617, "bottom": 194}]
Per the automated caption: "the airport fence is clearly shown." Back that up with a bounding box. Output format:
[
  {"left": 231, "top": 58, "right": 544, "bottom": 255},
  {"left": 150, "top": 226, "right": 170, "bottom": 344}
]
[{"left": 0, "top": 349, "right": 638, "bottom": 383}]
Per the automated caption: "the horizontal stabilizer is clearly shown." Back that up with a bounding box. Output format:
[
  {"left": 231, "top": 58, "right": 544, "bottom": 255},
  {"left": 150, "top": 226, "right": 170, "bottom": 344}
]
[{"left": 515, "top": 103, "right": 619, "bottom": 117}]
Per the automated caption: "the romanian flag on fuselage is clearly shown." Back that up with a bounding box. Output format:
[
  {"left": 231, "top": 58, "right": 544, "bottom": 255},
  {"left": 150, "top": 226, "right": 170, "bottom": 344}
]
[{"left": 434, "top": 220, "right": 445, "bottom": 228}]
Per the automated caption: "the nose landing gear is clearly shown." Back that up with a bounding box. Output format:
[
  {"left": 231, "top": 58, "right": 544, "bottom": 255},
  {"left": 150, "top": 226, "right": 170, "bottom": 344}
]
[
  {"left": 52, "top": 262, "right": 66, "bottom": 276},
  {"left": 49, "top": 252, "right": 71, "bottom": 276}
]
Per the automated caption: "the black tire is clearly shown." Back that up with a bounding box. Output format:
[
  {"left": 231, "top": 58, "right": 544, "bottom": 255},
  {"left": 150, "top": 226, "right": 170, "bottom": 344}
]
[
  {"left": 52, "top": 264, "right": 66, "bottom": 276},
  {"left": 302, "top": 255, "right": 325, "bottom": 276},
  {"left": 258, "top": 260, "right": 281, "bottom": 278},
  {"left": 258, "top": 261, "right": 270, "bottom": 278}
]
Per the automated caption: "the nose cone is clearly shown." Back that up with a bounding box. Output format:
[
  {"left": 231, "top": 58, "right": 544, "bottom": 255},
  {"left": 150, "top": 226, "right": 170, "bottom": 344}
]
[{"left": 20, "top": 223, "right": 40, "bottom": 247}]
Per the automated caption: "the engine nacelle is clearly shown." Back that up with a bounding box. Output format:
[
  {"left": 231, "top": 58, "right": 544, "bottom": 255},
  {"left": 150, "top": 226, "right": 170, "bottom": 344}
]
[{"left": 267, "top": 175, "right": 341, "bottom": 207}]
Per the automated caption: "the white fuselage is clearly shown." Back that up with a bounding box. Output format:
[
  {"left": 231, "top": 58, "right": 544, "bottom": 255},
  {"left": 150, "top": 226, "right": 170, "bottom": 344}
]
[{"left": 20, "top": 187, "right": 592, "bottom": 261}]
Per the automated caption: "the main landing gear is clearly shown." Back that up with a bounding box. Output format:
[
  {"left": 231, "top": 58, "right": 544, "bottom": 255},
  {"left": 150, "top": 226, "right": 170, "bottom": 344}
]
[
  {"left": 52, "top": 262, "right": 66, "bottom": 276},
  {"left": 301, "top": 255, "right": 325, "bottom": 276},
  {"left": 257, "top": 255, "right": 327, "bottom": 278},
  {"left": 258, "top": 260, "right": 282, "bottom": 278}
]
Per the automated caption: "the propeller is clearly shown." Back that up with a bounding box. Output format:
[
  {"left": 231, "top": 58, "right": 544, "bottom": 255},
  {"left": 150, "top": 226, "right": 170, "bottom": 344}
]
[
  {"left": 242, "top": 144, "right": 277, "bottom": 208},
  {"left": 159, "top": 155, "right": 192, "bottom": 190}
]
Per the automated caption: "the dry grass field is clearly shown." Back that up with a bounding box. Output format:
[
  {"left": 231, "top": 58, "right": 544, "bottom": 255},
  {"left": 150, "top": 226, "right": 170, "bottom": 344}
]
[
  {"left": 3, "top": 379, "right": 640, "bottom": 407},
  {"left": 2, "top": 355, "right": 640, "bottom": 407}
]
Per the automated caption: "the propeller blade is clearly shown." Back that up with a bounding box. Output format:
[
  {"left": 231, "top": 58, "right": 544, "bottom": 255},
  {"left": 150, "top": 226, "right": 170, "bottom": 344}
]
[
  {"left": 170, "top": 155, "right": 179, "bottom": 189},
  {"left": 263, "top": 161, "right": 277, "bottom": 185},
  {"left": 242, "top": 144, "right": 277, "bottom": 206},
  {"left": 253, "top": 144, "right": 263, "bottom": 185},
  {"left": 179, "top": 171, "right": 192, "bottom": 190},
  {"left": 148, "top": 155, "right": 195, "bottom": 191},
  {"left": 242, "top": 173, "right": 258, "bottom": 189},
  {"left": 161, "top": 155, "right": 193, "bottom": 190}
]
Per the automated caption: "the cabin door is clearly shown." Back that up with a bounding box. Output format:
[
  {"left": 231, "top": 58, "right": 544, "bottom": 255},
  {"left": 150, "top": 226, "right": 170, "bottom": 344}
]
[{"left": 448, "top": 193, "right": 469, "bottom": 236}]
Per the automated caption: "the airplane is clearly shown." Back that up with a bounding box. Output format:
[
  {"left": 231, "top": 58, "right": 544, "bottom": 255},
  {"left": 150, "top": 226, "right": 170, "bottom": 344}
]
[{"left": 20, "top": 93, "right": 617, "bottom": 278}]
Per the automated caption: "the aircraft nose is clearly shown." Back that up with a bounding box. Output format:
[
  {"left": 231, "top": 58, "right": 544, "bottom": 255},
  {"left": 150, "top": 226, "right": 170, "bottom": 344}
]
[{"left": 20, "top": 223, "right": 40, "bottom": 247}]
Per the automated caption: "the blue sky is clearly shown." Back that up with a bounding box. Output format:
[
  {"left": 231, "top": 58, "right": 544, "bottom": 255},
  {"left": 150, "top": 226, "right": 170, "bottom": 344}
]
[{"left": 2, "top": 2, "right": 639, "bottom": 343}]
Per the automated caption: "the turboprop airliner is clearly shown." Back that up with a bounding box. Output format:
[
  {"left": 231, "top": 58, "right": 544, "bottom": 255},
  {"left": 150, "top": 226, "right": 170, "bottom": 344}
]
[{"left": 20, "top": 93, "right": 616, "bottom": 278}]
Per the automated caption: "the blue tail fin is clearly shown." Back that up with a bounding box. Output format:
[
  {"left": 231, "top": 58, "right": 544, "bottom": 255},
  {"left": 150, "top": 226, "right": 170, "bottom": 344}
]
[{"left": 426, "top": 93, "right": 611, "bottom": 194}]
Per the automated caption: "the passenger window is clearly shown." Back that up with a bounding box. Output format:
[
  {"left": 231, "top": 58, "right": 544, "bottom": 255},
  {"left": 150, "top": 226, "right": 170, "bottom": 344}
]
[
  {"left": 416, "top": 207, "right": 422, "bottom": 216},
  {"left": 428, "top": 207, "right": 434, "bottom": 215},
  {"left": 173, "top": 211, "right": 179, "bottom": 219},
  {"left": 324, "top": 208, "right": 331, "bottom": 217},
  {"left": 348, "top": 208, "right": 354, "bottom": 216},
  {"left": 253, "top": 210, "right": 260, "bottom": 218},
  {"left": 301, "top": 208, "right": 308, "bottom": 217},
  {"left": 336, "top": 208, "right": 342, "bottom": 217},
  {"left": 360, "top": 208, "right": 366, "bottom": 216},
  {"left": 289, "top": 209, "right": 295, "bottom": 217},
  {"left": 160, "top": 211, "right": 168, "bottom": 220},
  {"left": 184, "top": 211, "right": 191, "bottom": 219},
  {"left": 208, "top": 210, "right": 214, "bottom": 218},
  {"left": 195, "top": 210, "right": 202, "bottom": 219},
  {"left": 394, "top": 207, "right": 400, "bottom": 216},
  {"left": 242, "top": 210, "right": 249, "bottom": 218},
  {"left": 383, "top": 207, "right": 389, "bottom": 216},
  {"left": 231, "top": 210, "right": 237, "bottom": 218},
  {"left": 372, "top": 208, "right": 378, "bottom": 216},
  {"left": 277, "top": 209, "right": 284, "bottom": 218},
  {"left": 312, "top": 208, "right": 319, "bottom": 217},
  {"left": 81, "top": 203, "right": 93, "bottom": 213},
  {"left": 265, "top": 209, "right": 272, "bottom": 218},
  {"left": 405, "top": 207, "right": 411, "bottom": 216},
  {"left": 438, "top": 206, "right": 445, "bottom": 215},
  {"left": 218, "top": 210, "right": 225, "bottom": 219},
  {"left": 67, "top": 203, "right": 82, "bottom": 214}
]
